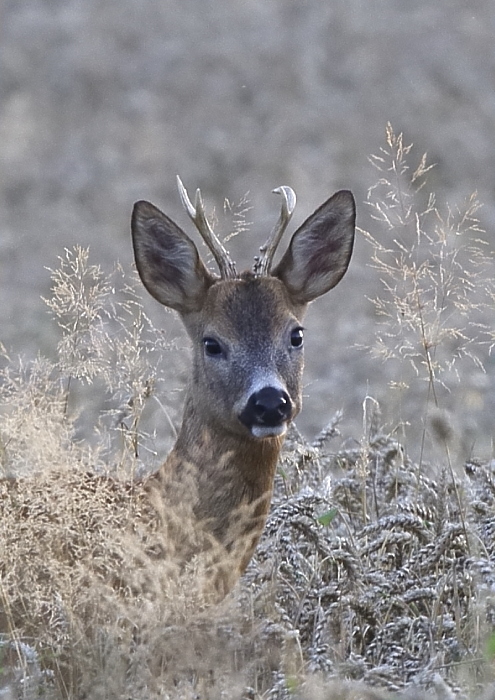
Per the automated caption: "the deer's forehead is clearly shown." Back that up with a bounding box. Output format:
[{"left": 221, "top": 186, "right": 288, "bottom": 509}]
[{"left": 203, "top": 277, "right": 298, "bottom": 335}]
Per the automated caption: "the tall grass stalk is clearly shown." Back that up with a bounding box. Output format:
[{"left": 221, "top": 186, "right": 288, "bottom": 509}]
[{"left": 362, "top": 124, "right": 493, "bottom": 461}]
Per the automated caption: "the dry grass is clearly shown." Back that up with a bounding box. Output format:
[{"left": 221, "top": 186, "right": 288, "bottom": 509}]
[
  {"left": 361, "top": 124, "right": 494, "bottom": 462},
  {"left": 1, "top": 129, "right": 495, "bottom": 699}
]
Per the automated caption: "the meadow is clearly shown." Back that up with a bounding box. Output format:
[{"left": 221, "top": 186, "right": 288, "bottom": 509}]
[{"left": 1, "top": 128, "right": 494, "bottom": 699}]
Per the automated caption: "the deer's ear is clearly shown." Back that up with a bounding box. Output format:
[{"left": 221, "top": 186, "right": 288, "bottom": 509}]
[
  {"left": 131, "top": 200, "right": 214, "bottom": 313},
  {"left": 272, "top": 190, "right": 355, "bottom": 305}
]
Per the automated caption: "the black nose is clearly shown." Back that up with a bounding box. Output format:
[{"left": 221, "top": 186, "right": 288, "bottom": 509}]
[{"left": 239, "top": 387, "right": 292, "bottom": 430}]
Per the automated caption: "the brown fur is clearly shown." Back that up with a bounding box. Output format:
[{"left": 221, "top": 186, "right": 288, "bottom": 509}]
[{"left": 131, "top": 185, "right": 356, "bottom": 597}]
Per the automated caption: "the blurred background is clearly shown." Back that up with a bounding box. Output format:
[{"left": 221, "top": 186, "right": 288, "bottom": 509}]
[{"left": 1, "top": 0, "right": 494, "bottom": 461}]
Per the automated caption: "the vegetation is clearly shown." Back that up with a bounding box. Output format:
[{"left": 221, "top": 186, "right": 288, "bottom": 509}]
[{"left": 1, "top": 129, "right": 494, "bottom": 699}]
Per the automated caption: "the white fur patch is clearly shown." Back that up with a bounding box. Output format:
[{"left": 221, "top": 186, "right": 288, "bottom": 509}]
[{"left": 251, "top": 424, "right": 287, "bottom": 439}]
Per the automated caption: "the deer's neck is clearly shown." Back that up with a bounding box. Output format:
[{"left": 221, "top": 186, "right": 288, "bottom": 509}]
[{"left": 154, "top": 394, "right": 283, "bottom": 561}]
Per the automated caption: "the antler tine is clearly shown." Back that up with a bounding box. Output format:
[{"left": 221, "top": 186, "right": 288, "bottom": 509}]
[
  {"left": 176, "top": 175, "right": 237, "bottom": 279},
  {"left": 253, "top": 185, "right": 296, "bottom": 276}
]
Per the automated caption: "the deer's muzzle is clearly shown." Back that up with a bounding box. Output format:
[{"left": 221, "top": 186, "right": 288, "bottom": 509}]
[{"left": 239, "top": 386, "right": 292, "bottom": 438}]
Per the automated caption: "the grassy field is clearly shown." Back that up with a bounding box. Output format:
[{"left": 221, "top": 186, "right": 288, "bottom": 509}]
[
  {"left": 1, "top": 2, "right": 495, "bottom": 695},
  {"left": 2, "top": 0, "right": 495, "bottom": 452},
  {"left": 1, "top": 128, "right": 494, "bottom": 698}
]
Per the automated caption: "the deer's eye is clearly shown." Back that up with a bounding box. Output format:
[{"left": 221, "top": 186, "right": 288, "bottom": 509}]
[
  {"left": 203, "top": 337, "right": 223, "bottom": 357},
  {"left": 290, "top": 327, "right": 304, "bottom": 348}
]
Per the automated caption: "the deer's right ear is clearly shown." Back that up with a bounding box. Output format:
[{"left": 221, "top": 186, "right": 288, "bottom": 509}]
[
  {"left": 272, "top": 190, "right": 355, "bottom": 305},
  {"left": 131, "top": 201, "right": 214, "bottom": 313}
]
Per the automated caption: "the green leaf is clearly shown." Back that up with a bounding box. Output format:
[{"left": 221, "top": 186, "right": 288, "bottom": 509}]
[
  {"left": 286, "top": 676, "right": 299, "bottom": 693},
  {"left": 317, "top": 507, "right": 338, "bottom": 526},
  {"left": 485, "top": 630, "right": 495, "bottom": 660},
  {"left": 277, "top": 466, "right": 289, "bottom": 481}
]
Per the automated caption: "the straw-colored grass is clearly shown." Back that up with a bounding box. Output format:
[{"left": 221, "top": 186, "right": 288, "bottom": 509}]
[{"left": 1, "top": 128, "right": 494, "bottom": 699}]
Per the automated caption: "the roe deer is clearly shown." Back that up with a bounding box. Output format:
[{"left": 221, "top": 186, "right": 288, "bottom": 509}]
[{"left": 132, "top": 177, "right": 355, "bottom": 597}]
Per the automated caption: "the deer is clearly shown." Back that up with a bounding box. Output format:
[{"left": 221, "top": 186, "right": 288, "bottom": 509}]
[{"left": 130, "top": 177, "right": 355, "bottom": 598}]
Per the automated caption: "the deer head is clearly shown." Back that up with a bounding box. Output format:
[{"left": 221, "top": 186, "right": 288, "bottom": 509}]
[{"left": 131, "top": 178, "right": 355, "bottom": 444}]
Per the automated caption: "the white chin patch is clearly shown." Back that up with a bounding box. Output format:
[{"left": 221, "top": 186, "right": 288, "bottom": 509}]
[{"left": 251, "top": 424, "right": 287, "bottom": 439}]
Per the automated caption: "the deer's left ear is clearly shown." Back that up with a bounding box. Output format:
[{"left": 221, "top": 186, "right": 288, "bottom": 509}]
[
  {"left": 131, "top": 200, "right": 214, "bottom": 314},
  {"left": 272, "top": 190, "right": 355, "bottom": 305}
]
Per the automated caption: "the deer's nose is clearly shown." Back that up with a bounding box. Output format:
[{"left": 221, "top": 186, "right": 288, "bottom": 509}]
[{"left": 239, "top": 387, "right": 292, "bottom": 432}]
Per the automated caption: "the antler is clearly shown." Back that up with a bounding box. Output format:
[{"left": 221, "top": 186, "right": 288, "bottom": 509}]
[
  {"left": 253, "top": 186, "right": 296, "bottom": 276},
  {"left": 177, "top": 176, "right": 238, "bottom": 279}
]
